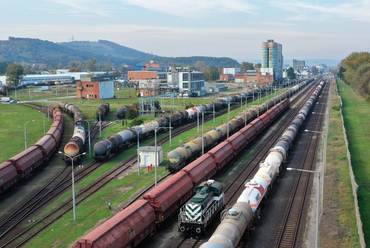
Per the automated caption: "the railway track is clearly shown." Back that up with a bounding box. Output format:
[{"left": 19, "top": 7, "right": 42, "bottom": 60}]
[
  {"left": 176, "top": 237, "right": 202, "bottom": 248},
  {"left": 1, "top": 88, "right": 296, "bottom": 246},
  {"left": 0, "top": 151, "right": 170, "bottom": 248},
  {"left": 175, "top": 80, "right": 321, "bottom": 248},
  {"left": 275, "top": 81, "right": 329, "bottom": 248}
]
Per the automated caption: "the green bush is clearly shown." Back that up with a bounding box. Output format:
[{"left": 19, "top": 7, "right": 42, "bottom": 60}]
[
  {"left": 185, "top": 103, "right": 194, "bottom": 109},
  {"left": 332, "top": 106, "right": 340, "bottom": 111},
  {"left": 129, "top": 117, "right": 143, "bottom": 127},
  {"left": 126, "top": 108, "right": 138, "bottom": 119}
]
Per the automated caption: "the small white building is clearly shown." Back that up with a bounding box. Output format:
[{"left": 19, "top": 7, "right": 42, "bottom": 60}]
[{"left": 139, "top": 146, "right": 164, "bottom": 167}]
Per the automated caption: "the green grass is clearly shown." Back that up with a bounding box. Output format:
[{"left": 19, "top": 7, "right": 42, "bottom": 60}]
[
  {"left": 319, "top": 80, "right": 360, "bottom": 247},
  {"left": 337, "top": 79, "right": 370, "bottom": 244},
  {"left": 0, "top": 104, "right": 53, "bottom": 163}
]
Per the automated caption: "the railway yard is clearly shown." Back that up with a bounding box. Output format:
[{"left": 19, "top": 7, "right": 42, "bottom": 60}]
[{"left": 0, "top": 78, "right": 361, "bottom": 247}]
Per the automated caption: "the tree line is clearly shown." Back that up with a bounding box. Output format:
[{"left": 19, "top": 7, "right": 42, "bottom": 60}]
[{"left": 338, "top": 52, "right": 370, "bottom": 101}]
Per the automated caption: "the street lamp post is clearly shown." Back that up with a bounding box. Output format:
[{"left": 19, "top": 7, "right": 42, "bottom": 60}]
[
  {"left": 154, "top": 127, "right": 172, "bottom": 187},
  {"left": 287, "top": 167, "right": 321, "bottom": 248},
  {"left": 227, "top": 101, "right": 230, "bottom": 138},
  {"left": 24, "top": 120, "right": 34, "bottom": 149},
  {"left": 201, "top": 111, "right": 215, "bottom": 155},
  {"left": 137, "top": 134, "right": 140, "bottom": 176},
  {"left": 170, "top": 110, "right": 172, "bottom": 147},
  {"left": 93, "top": 107, "right": 102, "bottom": 139},
  {"left": 58, "top": 151, "right": 86, "bottom": 220},
  {"left": 305, "top": 129, "right": 325, "bottom": 216},
  {"left": 99, "top": 111, "right": 102, "bottom": 138},
  {"left": 43, "top": 113, "right": 45, "bottom": 134},
  {"left": 84, "top": 120, "right": 91, "bottom": 158}
]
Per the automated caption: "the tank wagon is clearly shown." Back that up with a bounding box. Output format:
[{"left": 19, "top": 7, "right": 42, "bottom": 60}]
[
  {"left": 0, "top": 105, "right": 64, "bottom": 194},
  {"left": 179, "top": 180, "right": 225, "bottom": 236},
  {"left": 0, "top": 86, "right": 7, "bottom": 96},
  {"left": 73, "top": 95, "right": 293, "bottom": 248},
  {"left": 167, "top": 79, "right": 314, "bottom": 172},
  {"left": 94, "top": 79, "right": 313, "bottom": 163},
  {"left": 96, "top": 102, "right": 110, "bottom": 121},
  {"left": 200, "top": 80, "right": 326, "bottom": 248},
  {"left": 58, "top": 102, "right": 86, "bottom": 163},
  {"left": 116, "top": 106, "right": 127, "bottom": 119}
]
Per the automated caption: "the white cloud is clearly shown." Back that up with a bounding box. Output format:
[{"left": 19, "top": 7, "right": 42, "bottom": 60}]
[
  {"left": 269, "top": 0, "right": 370, "bottom": 22},
  {"left": 119, "top": 0, "right": 257, "bottom": 17},
  {"left": 46, "top": 0, "right": 257, "bottom": 18},
  {"left": 245, "top": 22, "right": 297, "bottom": 26},
  {"left": 46, "top": 0, "right": 114, "bottom": 17}
]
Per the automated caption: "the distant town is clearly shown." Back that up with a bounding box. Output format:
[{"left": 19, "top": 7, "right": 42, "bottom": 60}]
[{"left": 0, "top": 39, "right": 332, "bottom": 101}]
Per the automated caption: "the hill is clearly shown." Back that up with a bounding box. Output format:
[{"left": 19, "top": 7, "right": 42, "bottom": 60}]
[{"left": 0, "top": 37, "right": 240, "bottom": 68}]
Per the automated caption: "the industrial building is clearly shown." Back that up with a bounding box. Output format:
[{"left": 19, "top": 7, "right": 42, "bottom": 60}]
[
  {"left": 219, "top": 74, "right": 235, "bottom": 82},
  {"left": 223, "top": 68, "right": 241, "bottom": 75},
  {"left": 205, "top": 84, "right": 228, "bottom": 92},
  {"left": 234, "top": 70, "right": 273, "bottom": 86},
  {"left": 128, "top": 71, "right": 159, "bottom": 81},
  {"left": 292, "top": 59, "right": 305, "bottom": 70},
  {"left": 76, "top": 77, "right": 114, "bottom": 100},
  {"left": 167, "top": 67, "right": 205, "bottom": 97},
  {"left": 138, "top": 79, "right": 168, "bottom": 97},
  {"left": 261, "top": 39, "right": 283, "bottom": 80}
]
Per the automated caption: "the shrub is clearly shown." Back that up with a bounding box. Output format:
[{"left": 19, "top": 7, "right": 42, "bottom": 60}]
[
  {"left": 129, "top": 117, "right": 143, "bottom": 127},
  {"left": 332, "top": 106, "right": 340, "bottom": 111},
  {"left": 126, "top": 108, "right": 138, "bottom": 119},
  {"left": 186, "top": 103, "right": 194, "bottom": 109}
]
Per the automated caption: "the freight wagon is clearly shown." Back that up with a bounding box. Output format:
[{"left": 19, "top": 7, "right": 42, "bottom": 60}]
[{"left": 0, "top": 105, "right": 64, "bottom": 194}]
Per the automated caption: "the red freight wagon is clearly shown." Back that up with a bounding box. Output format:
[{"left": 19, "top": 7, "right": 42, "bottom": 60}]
[
  {"left": 143, "top": 171, "right": 193, "bottom": 221},
  {"left": 46, "top": 126, "right": 62, "bottom": 144},
  {"left": 240, "top": 125, "right": 257, "bottom": 142},
  {"left": 226, "top": 132, "right": 247, "bottom": 155},
  {"left": 265, "top": 108, "right": 277, "bottom": 121},
  {"left": 249, "top": 119, "right": 264, "bottom": 134},
  {"left": 8, "top": 146, "right": 44, "bottom": 177},
  {"left": 207, "top": 141, "right": 234, "bottom": 170},
  {"left": 270, "top": 105, "right": 281, "bottom": 116},
  {"left": 277, "top": 103, "right": 286, "bottom": 114},
  {"left": 280, "top": 99, "right": 290, "bottom": 110},
  {"left": 53, "top": 113, "right": 64, "bottom": 123},
  {"left": 35, "top": 135, "right": 57, "bottom": 159},
  {"left": 259, "top": 113, "right": 271, "bottom": 127},
  {"left": 0, "top": 162, "right": 18, "bottom": 193},
  {"left": 182, "top": 153, "right": 217, "bottom": 186},
  {"left": 73, "top": 200, "right": 155, "bottom": 248}
]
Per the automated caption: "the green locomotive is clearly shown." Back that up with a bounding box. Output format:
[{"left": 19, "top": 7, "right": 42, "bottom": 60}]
[{"left": 178, "top": 180, "right": 225, "bottom": 236}]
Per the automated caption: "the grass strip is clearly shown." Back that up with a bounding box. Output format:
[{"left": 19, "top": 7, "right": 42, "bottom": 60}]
[{"left": 319, "top": 80, "right": 360, "bottom": 247}]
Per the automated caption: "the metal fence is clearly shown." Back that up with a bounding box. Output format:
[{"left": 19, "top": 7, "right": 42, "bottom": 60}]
[{"left": 338, "top": 93, "right": 366, "bottom": 247}]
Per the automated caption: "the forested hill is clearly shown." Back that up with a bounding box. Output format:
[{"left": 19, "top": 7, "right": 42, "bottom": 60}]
[{"left": 0, "top": 37, "right": 240, "bottom": 68}]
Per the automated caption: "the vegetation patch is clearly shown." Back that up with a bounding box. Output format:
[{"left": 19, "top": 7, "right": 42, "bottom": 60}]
[
  {"left": 0, "top": 104, "right": 53, "bottom": 163},
  {"left": 319, "top": 79, "right": 360, "bottom": 247}
]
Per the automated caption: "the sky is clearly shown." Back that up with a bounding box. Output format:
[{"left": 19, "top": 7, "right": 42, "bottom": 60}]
[{"left": 0, "top": 0, "right": 369, "bottom": 62}]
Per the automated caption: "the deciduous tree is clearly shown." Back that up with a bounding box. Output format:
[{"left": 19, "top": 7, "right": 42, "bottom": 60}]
[
  {"left": 6, "top": 63, "right": 23, "bottom": 87},
  {"left": 287, "top": 67, "right": 295, "bottom": 79},
  {"left": 311, "top": 66, "right": 319, "bottom": 75},
  {"left": 240, "top": 62, "right": 254, "bottom": 72},
  {"left": 86, "top": 58, "right": 98, "bottom": 71}
]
